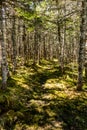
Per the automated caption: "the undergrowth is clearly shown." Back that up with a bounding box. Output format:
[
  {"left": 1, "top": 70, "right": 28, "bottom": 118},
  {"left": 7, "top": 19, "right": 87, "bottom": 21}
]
[{"left": 0, "top": 60, "right": 87, "bottom": 130}]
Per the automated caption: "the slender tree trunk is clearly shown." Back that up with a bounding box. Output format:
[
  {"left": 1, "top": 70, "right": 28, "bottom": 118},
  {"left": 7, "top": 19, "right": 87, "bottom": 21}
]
[
  {"left": 33, "top": 28, "right": 38, "bottom": 64},
  {"left": 0, "top": 3, "right": 8, "bottom": 89},
  {"left": 84, "top": 2, "right": 87, "bottom": 78},
  {"left": 85, "top": 40, "right": 87, "bottom": 78},
  {"left": 77, "top": 0, "right": 86, "bottom": 90},
  {"left": 43, "top": 36, "right": 46, "bottom": 60},
  {"left": 12, "top": 15, "right": 17, "bottom": 73}
]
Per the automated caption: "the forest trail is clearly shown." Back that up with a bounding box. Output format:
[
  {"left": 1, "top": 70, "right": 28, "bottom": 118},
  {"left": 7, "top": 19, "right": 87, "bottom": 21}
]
[
  {"left": 0, "top": 0, "right": 87, "bottom": 129},
  {"left": 0, "top": 60, "right": 87, "bottom": 130}
]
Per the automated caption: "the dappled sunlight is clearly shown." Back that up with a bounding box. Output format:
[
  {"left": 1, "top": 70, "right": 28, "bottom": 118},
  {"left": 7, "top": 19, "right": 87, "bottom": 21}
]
[
  {"left": 44, "top": 78, "right": 67, "bottom": 96},
  {"left": 45, "top": 82, "right": 66, "bottom": 90},
  {"left": 0, "top": 0, "right": 87, "bottom": 129},
  {"left": 0, "top": 60, "right": 87, "bottom": 129}
]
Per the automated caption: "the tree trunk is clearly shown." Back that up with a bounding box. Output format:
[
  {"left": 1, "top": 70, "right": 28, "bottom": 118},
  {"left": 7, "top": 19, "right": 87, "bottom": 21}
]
[
  {"left": 85, "top": 40, "right": 87, "bottom": 78},
  {"left": 77, "top": 0, "right": 86, "bottom": 91},
  {"left": 12, "top": 15, "right": 17, "bottom": 73},
  {"left": 84, "top": 2, "right": 87, "bottom": 78},
  {"left": 0, "top": 3, "right": 8, "bottom": 89}
]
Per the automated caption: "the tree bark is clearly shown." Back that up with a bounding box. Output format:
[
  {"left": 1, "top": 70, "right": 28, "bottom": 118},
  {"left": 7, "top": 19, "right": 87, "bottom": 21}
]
[
  {"left": 84, "top": 2, "right": 87, "bottom": 78},
  {"left": 77, "top": 0, "right": 86, "bottom": 91},
  {"left": 0, "top": 3, "right": 8, "bottom": 89}
]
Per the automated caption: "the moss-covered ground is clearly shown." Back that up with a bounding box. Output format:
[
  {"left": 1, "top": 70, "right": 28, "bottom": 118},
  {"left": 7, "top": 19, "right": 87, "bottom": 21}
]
[{"left": 0, "top": 60, "right": 87, "bottom": 130}]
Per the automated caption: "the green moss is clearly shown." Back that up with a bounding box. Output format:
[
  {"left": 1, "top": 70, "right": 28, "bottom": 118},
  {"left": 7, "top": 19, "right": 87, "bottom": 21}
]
[{"left": 0, "top": 60, "right": 87, "bottom": 129}]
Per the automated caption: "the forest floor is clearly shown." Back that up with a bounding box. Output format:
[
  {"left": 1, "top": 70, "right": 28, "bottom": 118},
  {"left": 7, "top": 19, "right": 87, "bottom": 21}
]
[{"left": 0, "top": 60, "right": 87, "bottom": 130}]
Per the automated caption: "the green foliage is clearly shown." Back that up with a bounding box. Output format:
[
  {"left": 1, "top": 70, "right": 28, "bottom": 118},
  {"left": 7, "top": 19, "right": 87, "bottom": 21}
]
[{"left": 15, "top": 0, "right": 44, "bottom": 32}]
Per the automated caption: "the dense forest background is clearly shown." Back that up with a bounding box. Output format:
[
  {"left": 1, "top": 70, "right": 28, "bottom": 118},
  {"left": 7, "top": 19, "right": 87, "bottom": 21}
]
[{"left": 0, "top": 0, "right": 87, "bottom": 130}]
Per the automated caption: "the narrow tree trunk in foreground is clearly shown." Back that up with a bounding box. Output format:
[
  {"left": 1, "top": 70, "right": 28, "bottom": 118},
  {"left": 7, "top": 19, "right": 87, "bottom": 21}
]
[
  {"left": 77, "top": 0, "right": 86, "bottom": 90},
  {"left": 0, "top": 3, "right": 8, "bottom": 89}
]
